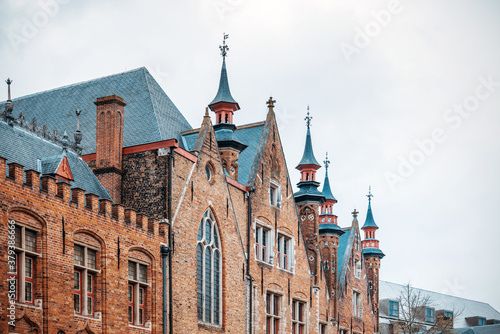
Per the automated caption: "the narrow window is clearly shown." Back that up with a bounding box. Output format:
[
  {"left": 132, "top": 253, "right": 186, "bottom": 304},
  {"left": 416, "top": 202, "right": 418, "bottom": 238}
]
[
  {"left": 353, "top": 291, "right": 362, "bottom": 318},
  {"left": 277, "top": 234, "right": 292, "bottom": 271},
  {"left": 74, "top": 244, "right": 98, "bottom": 317},
  {"left": 128, "top": 260, "right": 149, "bottom": 326},
  {"left": 292, "top": 300, "right": 306, "bottom": 333},
  {"left": 255, "top": 225, "right": 270, "bottom": 263},
  {"left": 266, "top": 293, "right": 281, "bottom": 334},
  {"left": 389, "top": 301, "right": 399, "bottom": 317},
  {"left": 14, "top": 225, "right": 39, "bottom": 305}
]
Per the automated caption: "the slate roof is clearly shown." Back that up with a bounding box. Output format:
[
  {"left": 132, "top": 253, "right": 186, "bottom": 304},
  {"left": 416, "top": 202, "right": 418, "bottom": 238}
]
[
  {"left": 181, "top": 122, "right": 264, "bottom": 185},
  {"left": 443, "top": 324, "right": 500, "bottom": 334},
  {"left": 0, "top": 120, "right": 111, "bottom": 199},
  {"left": 337, "top": 228, "right": 352, "bottom": 281},
  {"left": 379, "top": 281, "right": 500, "bottom": 328},
  {"left": 209, "top": 59, "right": 239, "bottom": 107},
  {"left": 322, "top": 169, "right": 336, "bottom": 201},
  {"left": 362, "top": 202, "right": 379, "bottom": 229},
  {"left": 319, "top": 223, "right": 344, "bottom": 235},
  {"left": 1, "top": 67, "right": 192, "bottom": 155},
  {"left": 362, "top": 247, "right": 385, "bottom": 258},
  {"left": 297, "top": 128, "right": 320, "bottom": 167}
]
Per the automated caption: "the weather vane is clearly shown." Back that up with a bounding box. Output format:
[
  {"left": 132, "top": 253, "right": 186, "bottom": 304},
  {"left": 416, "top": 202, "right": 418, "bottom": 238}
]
[
  {"left": 367, "top": 186, "right": 374, "bottom": 203},
  {"left": 305, "top": 106, "right": 312, "bottom": 129},
  {"left": 324, "top": 152, "right": 330, "bottom": 170},
  {"left": 219, "top": 33, "right": 229, "bottom": 58}
]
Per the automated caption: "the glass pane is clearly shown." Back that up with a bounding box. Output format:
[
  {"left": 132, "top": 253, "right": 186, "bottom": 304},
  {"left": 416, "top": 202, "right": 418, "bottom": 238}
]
[
  {"left": 25, "top": 229, "right": 37, "bottom": 252},
  {"left": 139, "top": 308, "right": 144, "bottom": 325},
  {"left": 74, "top": 294, "right": 80, "bottom": 312},
  {"left": 74, "top": 271, "right": 80, "bottom": 290},
  {"left": 266, "top": 294, "right": 271, "bottom": 314},
  {"left": 292, "top": 301, "right": 296, "bottom": 320},
  {"left": 25, "top": 257, "right": 33, "bottom": 278},
  {"left": 128, "top": 306, "right": 133, "bottom": 323},
  {"left": 299, "top": 302, "right": 303, "bottom": 321},
  {"left": 74, "top": 245, "right": 84, "bottom": 266},
  {"left": 213, "top": 226, "right": 219, "bottom": 248},
  {"left": 197, "top": 220, "right": 203, "bottom": 241},
  {"left": 139, "top": 287, "right": 144, "bottom": 304},
  {"left": 15, "top": 226, "right": 22, "bottom": 248},
  {"left": 128, "top": 285, "right": 133, "bottom": 302},
  {"left": 205, "top": 248, "right": 212, "bottom": 323},
  {"left": 214, "top": 251, "right": 220, "bottom": 325},
  {"left": 128, "top": 261, "right": 137, "bottom": 280},
  {"left": 197, "top": 244, "right": 203, "bottom": 321},
  {"left": 274, "top": 295, "right": 279, "bottom": 316},
  {"left": 25, "top": 282, "right": 32, "bottom": 302},
  {"left": 87, "top": 274, "right": 92, "bottom": 293},
  {"left": 139, "top": 264, "right": 147, "bottom": 283},
  {"left": 87, "top": 296, "right": 92, "bottom": 315},
  {"left": 205, "top": 219, "right": 212, "bottom": 245},
  {"left": 262, "top": 229, "right": 267, "bottom": 246},
  {"left": 87, "top": 249, "right": 97, "bottom": 269}
]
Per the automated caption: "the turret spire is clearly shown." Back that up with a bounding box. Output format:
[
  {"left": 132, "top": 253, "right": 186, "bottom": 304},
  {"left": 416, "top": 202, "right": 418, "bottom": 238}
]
[{"left": 297, "top": 108, "right": 320, "bottom": 168}]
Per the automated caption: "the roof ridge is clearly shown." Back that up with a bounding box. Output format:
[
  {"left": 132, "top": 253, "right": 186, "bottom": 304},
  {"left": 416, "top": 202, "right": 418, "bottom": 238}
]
[
  {"left": 7, "top": 67, "right": 147, "bottom": 102},
  {"left": 142, "top": 68, "right": 164, "bottom": 142}
]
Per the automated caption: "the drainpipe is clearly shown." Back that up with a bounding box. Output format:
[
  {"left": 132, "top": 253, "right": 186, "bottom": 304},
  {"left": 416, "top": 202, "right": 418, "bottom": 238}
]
[
  {"left": 246, "top": 187, "right": 255, "bottom": 333},
  {"left": 167, "top": 146, "right": 175, "bottom": 334},
  {"left": 160, "top": 244, "right": 171, "bottom": 334}
]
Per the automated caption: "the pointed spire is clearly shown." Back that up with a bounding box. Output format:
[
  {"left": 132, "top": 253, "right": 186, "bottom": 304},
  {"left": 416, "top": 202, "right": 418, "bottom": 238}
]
[
  {"left": 363, "top": 186, "right": 379, "bottom": 229},
  {"left": 297, "top": 108, "right": 320, "bottom": 167},
  {"left": 321, "top": 152, "right": 337, "bottom": 201}
]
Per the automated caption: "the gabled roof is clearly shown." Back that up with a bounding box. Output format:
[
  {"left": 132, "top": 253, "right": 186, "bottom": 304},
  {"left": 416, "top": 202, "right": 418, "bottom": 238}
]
[
  {"left": 0, "top": 120, "right": 111, "bottom": 199},
  {"left": 1, "top": 67, "right": 192, "bottom": 155},
  {"left": 322, "top": 169, "right": 336, "bottom": 201},
  {"left": 209, "top": 58, "right": 239, "bottom": 107},
  {"left": 181, "top": 121, "right": 264, "bottom": 185},
  {"left": 379, "top": 281, "right": 500, "bottom": 329},
  {"left": 297, "top": 128, "right": 320, "bottom": 167},
  {"left": 362, "top": 202, "right": 379, "bottom": 229}
]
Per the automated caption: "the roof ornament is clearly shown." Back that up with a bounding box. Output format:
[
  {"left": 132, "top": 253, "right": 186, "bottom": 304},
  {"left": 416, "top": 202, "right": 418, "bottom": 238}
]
[
  {"left": 74, "top": 109, "right": 83, "bottom": 155},
  {"left": 266, "top": 96, "right": 276, "bottom": 110},
  {"left": 351, "top": 209, "right": 359, "bottom": 218},
  {"left": 4, "top": 78, "right": 14, "bottom": 126},
  {"left": 62, "top": 131, "right": 69, "bottom": 153},
  {"left": 367, "top": 185, "right": 374, "bottom": 203},
  {"left": 219, "top": 33, "right": 229, "bottom": 58},
  {"left": 324, "top": 152, "right": 330, "bottom": 170},
  {"left": 304, "top": 106, "right": 312, "bottom": 129}
]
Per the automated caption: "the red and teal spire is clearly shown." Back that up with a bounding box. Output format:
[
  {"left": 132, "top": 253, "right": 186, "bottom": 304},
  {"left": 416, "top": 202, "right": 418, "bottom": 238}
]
[
  {"left": 362, "top": 187, "right": 385, "bottom": 258},
  {"left": 294, "top": 108, "right": 325, "bottom": 203},
  {"left": 320, "top": 153, "right": 339, "bottom": 225}
]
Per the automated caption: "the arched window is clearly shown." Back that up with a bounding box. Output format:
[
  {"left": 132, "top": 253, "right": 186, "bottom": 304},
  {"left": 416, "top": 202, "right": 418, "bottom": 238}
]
[{"left": 197, "top": 209, "right": 221, "bottom": 325}]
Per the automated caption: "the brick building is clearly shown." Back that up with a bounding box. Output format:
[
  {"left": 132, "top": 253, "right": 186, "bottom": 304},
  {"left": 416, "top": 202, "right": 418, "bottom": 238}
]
[{"left": 0, "top": 40, "right": 384, "bottom": 333}]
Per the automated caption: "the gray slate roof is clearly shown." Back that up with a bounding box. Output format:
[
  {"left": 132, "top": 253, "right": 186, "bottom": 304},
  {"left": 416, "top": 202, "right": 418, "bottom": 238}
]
[
  {"left": 443, "top": 324, "right": 500, "bottom": 334},
  {"left": 0, "top": 120, "right": 111, "bottom": 199},
  {"left": 379, "top": 281, "right": 500, "bottom": 328},
  {"left": 1, "top": 67, "right": 192, "bottom": 155}
]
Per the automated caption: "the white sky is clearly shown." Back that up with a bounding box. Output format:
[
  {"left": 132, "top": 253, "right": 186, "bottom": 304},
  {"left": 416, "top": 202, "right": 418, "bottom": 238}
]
[{"left": 1, "top": 0, "right": 499, "bottom": 312}]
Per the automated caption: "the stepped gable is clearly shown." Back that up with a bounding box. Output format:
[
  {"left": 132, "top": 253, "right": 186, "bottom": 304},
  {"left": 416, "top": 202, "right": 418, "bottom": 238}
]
[
  {"left": 0, "top": 67, "right": 192, "bottom": 155},
  {"left": 0, "top": 120, "right": 110, "bottom": 199}
]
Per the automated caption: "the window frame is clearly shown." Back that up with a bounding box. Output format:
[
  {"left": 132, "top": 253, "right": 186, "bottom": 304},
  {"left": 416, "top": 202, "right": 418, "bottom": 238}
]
[
  {"left": 128, "top": 259, "right": 150, "bottom": 327},
  {"left": 255, "top": 221, "right": 273, "bottom": 264},
  {"left": 353, "top": 290, "right": 362, "bottom": 318},
  {"left": 389, "top": 300, "right": 399, "bottom": 317},
  {"left": 292, "top": 299, "right": 307, "bottom": 334},
  {"left": 354, "top": 258, "right": 361, "bottom": 279},
  {"left": 425, "top": 307, "right": 435, "bottom": 323},
  {"left": 74, "top": 243, "right": 100, "bottom": 317},
  {"left": 13, "top": 224, "right": 41, "bottom": 305},
  {"left": 277, "top": 231, "right": 294, "bottom": 272},
  {"left": 266, "top": 292, "right": 281, "bottom": 334},
  {"left": 269, "top": 179, "right": 282, "bottom": 208}
]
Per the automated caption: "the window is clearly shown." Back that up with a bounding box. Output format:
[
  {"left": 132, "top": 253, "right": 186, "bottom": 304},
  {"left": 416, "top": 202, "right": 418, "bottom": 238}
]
[
  {"left": 197, "top": 209, "right": 222, "bottom": 325},
  {"left": 425, "top": 308, "right": 435, "bottom": 323},
  {"left": 128, "top": 260, "right": 148, "bottom": 326},
  {"left": 269, "top": 180, "right": 282, "bottom": 208},
  {"left": 266, "top": 293, "right": 281, "bottom": 334},
  {"left": 478, "top": 317, "right": 486, "bottom": 326},
  {"left": 319, "top": 322, "right": 327, "bottom": 334},
  {"left": 277, "top": 234, "right": 292, "bottom": 271},
  {"left": 255, "top": 224, "right": 272, "bottom": 263},
  {"left": 74, "top": 244, "right": 99, "bottom": 317},
  {"left": 389, "top": 301, "right": 399, "bottom": 317},
  {"left": 292, "top": 300, "right": 306, "bottom": 334},
  {"left": 353, "top": 291, "right": 362, "bottom": 318},
  {"left": 354, "top": 259, "right": 361, "bottom": 278},
  {"left": 13, "top": 225, "right": 40, "bottom": 304},
  {"left": 444, "top": 311, "right": 453, "bottom": 319}
]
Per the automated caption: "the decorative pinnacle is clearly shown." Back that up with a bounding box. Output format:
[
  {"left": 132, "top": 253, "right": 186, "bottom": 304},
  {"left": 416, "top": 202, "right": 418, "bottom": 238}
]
[
  {"left": 75, "top": 109, "right": 82, "bottom": 130},
  {"left": 62, "top": 131, "right": 69, "bottom": 152},
  {"left": 367, "top": 186, "right": 374, "bottom": 203},
  {"left": 305, "top": 106, "right": 312, "bottom": 129},
  {"left": 5, "top": 78, "right": 13, "bottom": 101},
  {"left": 266, "top": 96, "right": 276, "bottom": 109},
  {"left": 219, "top": 33, "right": 229, "bottom": 58},
  {"left": 352, "top": 209, "right": 359, "bottom": 218},
  {"left": 324, "top": 152, "right": 330, "bottom": 170}
]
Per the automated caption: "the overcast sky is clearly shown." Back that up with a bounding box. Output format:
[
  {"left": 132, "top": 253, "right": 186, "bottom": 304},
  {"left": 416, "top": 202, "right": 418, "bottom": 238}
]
[{"left": 1, "top": 0, "right": 499, "bottom": 311}]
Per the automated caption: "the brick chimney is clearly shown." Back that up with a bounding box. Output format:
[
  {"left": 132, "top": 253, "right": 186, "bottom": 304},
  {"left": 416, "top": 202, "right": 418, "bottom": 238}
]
[{"left": 94, "top": 95, "right": 126, "bottom": 203}]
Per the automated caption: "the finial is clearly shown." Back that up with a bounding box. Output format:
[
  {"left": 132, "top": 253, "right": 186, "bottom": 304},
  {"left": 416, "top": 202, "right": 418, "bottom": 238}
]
[
  {"left": 74, "top": 109, "right": 83, "bottom": 155},
  {"left": 352, "top": 209, "right": 359, "bottom": 218},
  {"left": 6, "top": 78, "right": 13, "bottom": 101},
  {"left": 367, "top": 186, "right": 374, "bottom": 203},
  {"left": 205, "top": 107, "right": 209, "bottom": 117},
  {"left": 305, "top": 106, "right": 312, "bottom": 129},
  {"left": 324, "top": 152, "right": 330, "bottom": 170},
  {"left": 4, "top": 78, "right": 14, "bottom": 126},
  {"left": 219, "top": 33, "right": 229, "bottom": 58},
  {"left": 266, "top": 96, "right": 276, "bottom": 109},
  {"left": 62, "top": 131, "right": 69, "bottom": 152}
]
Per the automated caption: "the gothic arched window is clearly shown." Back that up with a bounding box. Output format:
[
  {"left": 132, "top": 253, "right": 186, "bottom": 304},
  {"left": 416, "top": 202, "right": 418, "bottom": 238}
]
[{"left": 197, "top": 209, "right": 222, "bottom": 325}]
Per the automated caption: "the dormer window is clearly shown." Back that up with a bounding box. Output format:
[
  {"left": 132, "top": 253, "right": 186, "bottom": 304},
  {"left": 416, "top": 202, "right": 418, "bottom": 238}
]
[
  {"left": 354, "top": 259, "right": 361, "bottom": 278},
  {"left": 269, "top": 180, "right": 282, "bottom": 208}
]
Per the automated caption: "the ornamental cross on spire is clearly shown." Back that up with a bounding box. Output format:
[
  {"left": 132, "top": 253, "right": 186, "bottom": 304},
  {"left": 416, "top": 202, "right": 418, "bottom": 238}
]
[
  {"left": 324, "top": 152, "right": 330, "bottom": 170},
  {"left": 219, "top": 33, "right": 229, "bottom": 58},
  {"left": 367, "top": 186, "right": 374, "bottom": 203},
  {"left": 266, "top": 96, "right": 276, "bottom": 109},
  {"left": 352, "top": 209, "right": 359, "bottom": 218},
  {"left": 305, "top": 106, "right": 312, "bottom": 129}
]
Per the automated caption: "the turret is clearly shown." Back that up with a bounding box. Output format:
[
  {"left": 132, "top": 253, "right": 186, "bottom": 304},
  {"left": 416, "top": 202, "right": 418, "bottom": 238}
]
[
  {"left": 209, "top": 33, "right": 246, "bottom": 180},
  {"left": 361, "top": 187, "right": 384, "bottom": 331}
]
